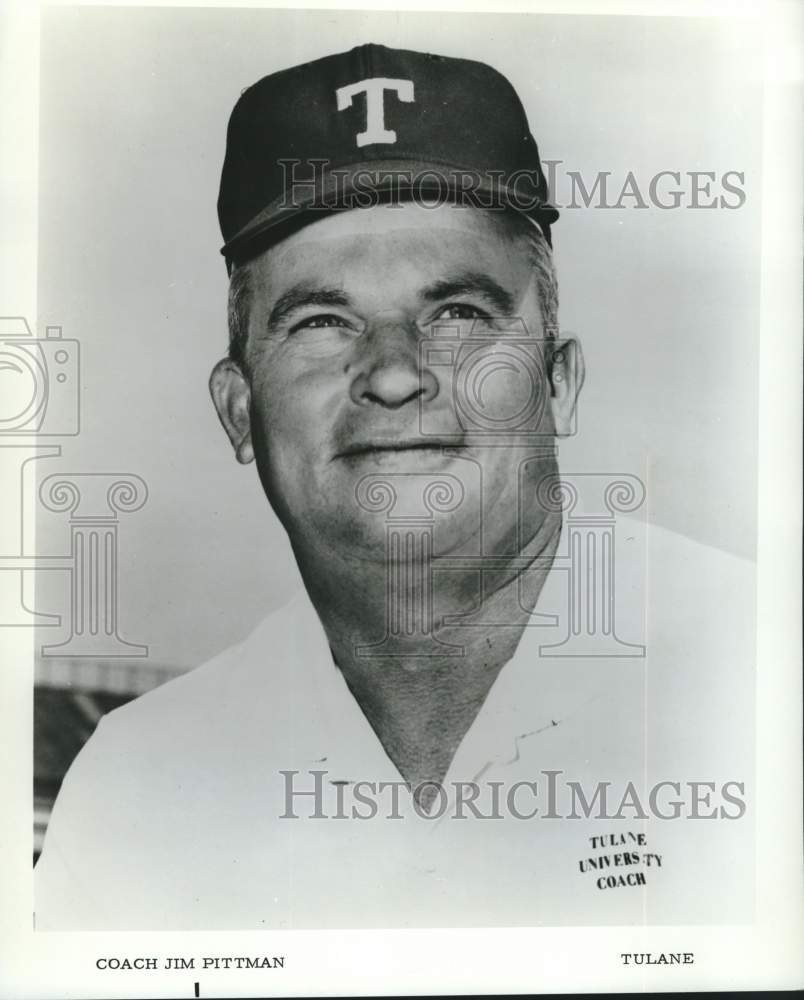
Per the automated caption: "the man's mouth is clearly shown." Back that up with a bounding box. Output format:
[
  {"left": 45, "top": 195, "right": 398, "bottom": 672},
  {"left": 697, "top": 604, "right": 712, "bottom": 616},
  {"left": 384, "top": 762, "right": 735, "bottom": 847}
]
[{"left": 333, "top": 439, "right": 466, "bottom": 461}]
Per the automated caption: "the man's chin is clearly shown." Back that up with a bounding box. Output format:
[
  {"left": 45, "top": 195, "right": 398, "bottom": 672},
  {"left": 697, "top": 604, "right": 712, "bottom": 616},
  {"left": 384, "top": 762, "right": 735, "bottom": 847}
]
[{"left": 296, "top": 507, "right": 483, "bottom": 565}]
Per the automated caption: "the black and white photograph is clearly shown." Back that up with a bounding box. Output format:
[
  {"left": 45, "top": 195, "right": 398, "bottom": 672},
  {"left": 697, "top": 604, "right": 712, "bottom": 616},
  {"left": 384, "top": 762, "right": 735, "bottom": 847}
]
[{"left": 0, "top": 0, "right": 801, "bottom": 995}]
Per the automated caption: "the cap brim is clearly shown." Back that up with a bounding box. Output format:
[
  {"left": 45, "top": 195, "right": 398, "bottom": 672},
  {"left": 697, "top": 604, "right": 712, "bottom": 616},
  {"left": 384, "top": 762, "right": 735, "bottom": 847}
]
[{"left": 220, "top": 158, "right": 559, "bottom": 263}]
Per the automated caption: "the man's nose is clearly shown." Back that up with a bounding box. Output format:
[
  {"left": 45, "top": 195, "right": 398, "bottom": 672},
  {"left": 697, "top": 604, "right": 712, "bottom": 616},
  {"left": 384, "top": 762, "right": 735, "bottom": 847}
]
[{"left": 349, "top": 314, "right": 439, "bottom": 409}]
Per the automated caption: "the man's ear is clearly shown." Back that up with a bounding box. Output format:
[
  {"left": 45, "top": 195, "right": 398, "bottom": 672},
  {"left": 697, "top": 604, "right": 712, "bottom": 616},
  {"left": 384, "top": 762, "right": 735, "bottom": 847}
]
[
  {"left": 548, "top": 337, "right": 585, "bottom": 437},
  {"left": 209, "top": 358, "right": 254, "bottom": 464}
]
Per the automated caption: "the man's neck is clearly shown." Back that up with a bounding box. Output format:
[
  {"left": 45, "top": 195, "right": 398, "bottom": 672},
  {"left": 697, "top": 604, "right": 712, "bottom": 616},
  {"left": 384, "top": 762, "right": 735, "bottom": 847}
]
[{"left": 294, "top": 512, "right": 562, "bottom": 805}]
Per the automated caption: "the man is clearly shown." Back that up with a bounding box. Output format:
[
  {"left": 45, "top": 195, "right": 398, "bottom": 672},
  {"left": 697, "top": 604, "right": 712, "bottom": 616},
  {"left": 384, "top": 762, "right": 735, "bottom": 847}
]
[{"left": 35, "top": 44, "right": 754, "bottom": 930}]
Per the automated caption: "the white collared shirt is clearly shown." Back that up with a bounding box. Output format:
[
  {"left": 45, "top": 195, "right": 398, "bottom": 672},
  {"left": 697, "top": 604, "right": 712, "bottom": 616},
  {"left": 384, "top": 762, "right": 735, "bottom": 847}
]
[{"left": 35, "top": 519, "right": 754, "bottom": 929}]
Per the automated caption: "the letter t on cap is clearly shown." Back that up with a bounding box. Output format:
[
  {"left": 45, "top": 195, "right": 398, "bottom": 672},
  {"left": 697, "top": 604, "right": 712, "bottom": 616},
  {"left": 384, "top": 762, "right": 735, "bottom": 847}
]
[{"left": 336, "top": 77, "right": 415, "bottom": 147}]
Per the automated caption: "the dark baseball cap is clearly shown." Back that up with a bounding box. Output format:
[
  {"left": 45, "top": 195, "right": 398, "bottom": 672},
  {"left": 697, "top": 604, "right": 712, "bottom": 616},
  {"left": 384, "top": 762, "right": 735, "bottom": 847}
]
[{"left": 218, "top": 43, "right": 559, "bottom": 266}]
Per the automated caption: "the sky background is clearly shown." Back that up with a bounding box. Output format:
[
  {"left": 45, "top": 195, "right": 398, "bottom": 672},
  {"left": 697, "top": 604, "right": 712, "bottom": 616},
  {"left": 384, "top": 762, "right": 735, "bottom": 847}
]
[{"left": 32, "top": 6, "right": 762, "bottom": 670}]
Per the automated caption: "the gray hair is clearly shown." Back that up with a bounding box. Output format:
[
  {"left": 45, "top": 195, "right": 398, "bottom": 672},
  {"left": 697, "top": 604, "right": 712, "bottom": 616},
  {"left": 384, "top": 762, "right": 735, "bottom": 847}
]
[
  {"left": 227, "top": 263, "right": 253, "bottom": 371},
  {"left": 226, "top": 213, "right": 558, "bottom": 369},
  {"left": 520, "top": 217, "right": 559, "bottom": 336}
]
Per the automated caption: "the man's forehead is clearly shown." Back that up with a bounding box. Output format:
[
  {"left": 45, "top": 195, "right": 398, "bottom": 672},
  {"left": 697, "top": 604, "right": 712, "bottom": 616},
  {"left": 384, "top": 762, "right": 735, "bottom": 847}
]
[
  {"left": 245, "top": 210, "right": 540, "bottom": 324},
  {"left": 285, "top": 200, "right": 509, "bottom": 237},
  {"left": 248, "top": 203, "right": 530, "bottom": 287}
]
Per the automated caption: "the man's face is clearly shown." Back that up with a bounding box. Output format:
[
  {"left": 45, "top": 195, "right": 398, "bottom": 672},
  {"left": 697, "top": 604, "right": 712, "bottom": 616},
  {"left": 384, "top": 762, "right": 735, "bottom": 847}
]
[{"left": 212, "top": 202, "right": 580, "bottom": 562}]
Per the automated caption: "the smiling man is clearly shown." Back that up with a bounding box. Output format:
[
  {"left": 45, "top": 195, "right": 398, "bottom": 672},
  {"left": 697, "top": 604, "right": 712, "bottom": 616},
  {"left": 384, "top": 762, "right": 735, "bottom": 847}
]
[
  {"left": 35, "top": 44, "right": 754, "bottom": 930},
  {"left": 209, "top": 198, "right": 579, "bottom": 808}
]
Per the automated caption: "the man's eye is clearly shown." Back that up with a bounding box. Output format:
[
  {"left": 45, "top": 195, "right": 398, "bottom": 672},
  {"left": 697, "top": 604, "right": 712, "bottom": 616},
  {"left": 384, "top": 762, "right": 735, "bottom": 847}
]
[
  {"left": 290, "top": 314, "right": 351, "bottom": 333},
  {"left": 434, "top": 304, "right": 490, "bottom": 321}
]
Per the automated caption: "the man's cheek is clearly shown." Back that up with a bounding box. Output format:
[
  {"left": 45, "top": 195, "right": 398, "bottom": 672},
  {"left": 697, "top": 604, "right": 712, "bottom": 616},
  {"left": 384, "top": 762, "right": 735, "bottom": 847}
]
[{"left": 250, "top": 387, "right": 300, "bottom": 440}]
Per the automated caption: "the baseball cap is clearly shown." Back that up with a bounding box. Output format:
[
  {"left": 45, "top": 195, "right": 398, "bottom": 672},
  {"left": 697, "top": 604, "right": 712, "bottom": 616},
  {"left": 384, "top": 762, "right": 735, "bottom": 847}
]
[{"left": 218, "top": 43, "right": 559, "bottom": 266}]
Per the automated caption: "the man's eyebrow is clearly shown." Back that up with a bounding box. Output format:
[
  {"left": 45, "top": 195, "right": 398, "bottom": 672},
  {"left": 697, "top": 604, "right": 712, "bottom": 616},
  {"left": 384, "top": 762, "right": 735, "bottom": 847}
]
[
  {"left": 420, "top": 272, "right": 516, "bottom": 315},
  {"left": 268, "top": 284, "right": 352, "bottom": 328}
]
